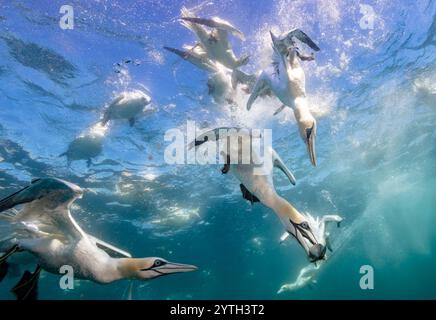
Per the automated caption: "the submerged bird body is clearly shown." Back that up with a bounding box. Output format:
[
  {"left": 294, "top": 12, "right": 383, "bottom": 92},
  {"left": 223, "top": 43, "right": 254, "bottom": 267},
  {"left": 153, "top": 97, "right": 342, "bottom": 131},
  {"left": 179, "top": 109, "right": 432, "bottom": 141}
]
[
  {"left": 102, "top": 90, "right": 153, "bottom": 127},
  {"left": 180, "top": 7, "right": 248, "bottom": 70},
  {"left": 60, "top": 134, "right": 103, "bottom": 166},
  {"left": 192, "top": 129, "right": 341, "bottom": 262},
  {"left": 0, "top": 178, "right": 197, "bottom": 299},
  {"left": 164, "top": 45, "right": 250, "bottom": 106},
  {"left": 246, "top": 30, "right": 319, "bottom": 166}
]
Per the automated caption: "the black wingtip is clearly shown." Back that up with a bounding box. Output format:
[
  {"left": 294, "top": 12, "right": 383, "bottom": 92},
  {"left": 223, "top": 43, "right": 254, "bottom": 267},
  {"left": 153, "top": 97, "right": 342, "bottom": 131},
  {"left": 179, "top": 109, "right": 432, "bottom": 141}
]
[
  {"left": 0, "top": 262, "right": 9, "bottom": 282},
  {"left": 0, "top": 186, "right": 30, "bottom": 213},
  {"left": 11, "top": 265, "right": 41, "bottom": 301}
]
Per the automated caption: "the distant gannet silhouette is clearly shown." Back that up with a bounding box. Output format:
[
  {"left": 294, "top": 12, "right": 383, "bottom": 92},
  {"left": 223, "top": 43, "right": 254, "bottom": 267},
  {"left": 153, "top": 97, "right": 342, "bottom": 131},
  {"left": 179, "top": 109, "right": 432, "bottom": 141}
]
[
  {"left": 59, "top": 133, "right": 103, "bottom": 167},
  {"left": 101, "top": 90, "right": 153, "bottom": 127},
  {"left": 0, "top": 178, "right": 197, "bottom": 300}
]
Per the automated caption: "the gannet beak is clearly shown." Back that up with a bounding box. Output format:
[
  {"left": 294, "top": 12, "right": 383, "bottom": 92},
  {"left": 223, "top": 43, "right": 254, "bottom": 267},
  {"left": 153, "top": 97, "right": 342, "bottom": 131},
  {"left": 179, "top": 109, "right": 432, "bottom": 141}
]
[
  {"left": 306, "top": 123, "right": 317, "bottom": 167},
  {"left": 308, "top": 244, "right": 326, "bottom": 262},
  {"left": 155, "top": 261, "right": 198, "bottom": 275},
  {"left": 269, "top": 31, "right": 277, "bottom": 44},
  {"left": 163, "top": 46, "right": 188, "bottom": 59},
  {"left": 181, "top": 16, "right": 209, "bottom": 25},
  {"left": 287, "top": 220, "right": 326, "bottom": 263}
]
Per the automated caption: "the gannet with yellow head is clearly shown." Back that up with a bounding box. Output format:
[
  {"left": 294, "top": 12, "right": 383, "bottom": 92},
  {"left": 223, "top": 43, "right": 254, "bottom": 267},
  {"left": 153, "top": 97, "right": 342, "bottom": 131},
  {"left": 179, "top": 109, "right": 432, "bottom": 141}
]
[
  {"left": 0, "top": 178, "right": 197, "bottom": 299},
  {"left": 180, "top": 7, "right": 249, "bottom": 70},
  {"left": 191, "top": 128, "right": 342, "bottom": 263},
  {"left": 246, "top": 30, "right": 320, "bottom": 166}
]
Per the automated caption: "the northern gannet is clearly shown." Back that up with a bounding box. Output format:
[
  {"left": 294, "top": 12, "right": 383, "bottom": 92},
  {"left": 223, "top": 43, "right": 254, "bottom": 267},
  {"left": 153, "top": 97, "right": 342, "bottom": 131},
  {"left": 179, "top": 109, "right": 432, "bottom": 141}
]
[
  {"left": 59, "top": 133, "right": 103, "bottom": 167},
  {"left": 191, "top": 128, "right": 342, "bottom": 262},
  {"left": 0, "top": 178, "right": 197, "bottom": 300},
  {"left": 59, "top": 123, "right": 108, "bottom": 167},
  {"left": 164, "top": 45, "right": 253, "bottom": 106},
  {"left": 246, "top": 30, "right": 320, "bottom": 166},
  {"left": 180, "top": 7, "right": 249, "bottom": 70},
  {"left": 101, "top": 90, "right": 153, "bottom": 127}
]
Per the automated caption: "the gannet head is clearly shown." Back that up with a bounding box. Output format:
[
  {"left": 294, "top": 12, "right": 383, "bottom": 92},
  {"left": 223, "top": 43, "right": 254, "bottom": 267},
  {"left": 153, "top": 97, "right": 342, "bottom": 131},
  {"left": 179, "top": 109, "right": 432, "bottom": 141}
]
[
  {"left": 123, "top": 257, "right": 198, "bottom": 280},
  {"left": 293, "top": 99, "right": 317, "bottom": 166},
  {"left": 270, "top": 31, "right": 288, "bottom": 56},
  {"left": 279, "top": 30, "right": 297, "bottom": 49},
  {"left": 286, "top": 219, "right": 326, "bottom": 263}
]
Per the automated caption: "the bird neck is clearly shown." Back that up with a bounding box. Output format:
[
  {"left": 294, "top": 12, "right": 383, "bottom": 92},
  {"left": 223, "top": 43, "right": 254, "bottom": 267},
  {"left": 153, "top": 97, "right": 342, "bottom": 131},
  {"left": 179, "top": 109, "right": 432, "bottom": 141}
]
[
  {"left": 293, "top": 97, "right": 312, "bottom": 123},
  {"left": 271, "top": 195, "right": 304, "bottom": 225},
  {"left": 96, "top": 258, "right": 138, "bottom": 283},
  {"left": 116, "top": 258, "right": 140, "bottom": 280}
]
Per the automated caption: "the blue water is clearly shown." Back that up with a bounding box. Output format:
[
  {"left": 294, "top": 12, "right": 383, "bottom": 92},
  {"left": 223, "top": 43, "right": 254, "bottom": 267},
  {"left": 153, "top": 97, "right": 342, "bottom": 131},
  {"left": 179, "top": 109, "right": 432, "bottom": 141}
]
[{"left": 0, "top": 0, "right": 435, "bottom": 299}]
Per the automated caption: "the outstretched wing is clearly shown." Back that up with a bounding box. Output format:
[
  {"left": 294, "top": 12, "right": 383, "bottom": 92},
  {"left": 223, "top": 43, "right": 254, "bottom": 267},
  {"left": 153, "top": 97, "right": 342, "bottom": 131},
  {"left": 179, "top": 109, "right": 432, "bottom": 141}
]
[
  {"left": 181, "top": 16, "right": 245, "bottom": 41},
  {"left": 88, "top": 235, "right": 132, "bottom": 258},
  {"left": 0, "top": 178, "right": 85, "bottom": 240},
  {"left": 282, "top": 29, "right": 320, "bottom": 51},
  {"left": 0, "top": 178, "right": 82, "bottom": 214},
  {"left": 271, "top": 148, "right": 296, "bottom": 186},
  {"left": 164, "top": 46, "right": 217, "bottom": 73}
]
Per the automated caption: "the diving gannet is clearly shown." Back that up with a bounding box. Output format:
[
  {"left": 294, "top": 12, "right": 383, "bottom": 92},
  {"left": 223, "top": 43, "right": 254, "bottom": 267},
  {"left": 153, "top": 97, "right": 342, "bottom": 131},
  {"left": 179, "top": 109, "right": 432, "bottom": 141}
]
[
  {"left": 101, "top": 90, "right": 153, "bottom": 127},
  {"left": 180, "top": 7, "right": 249, "bottom": 70},
  {"left": 191, "top": 128, "right": 342, "bottom": 262},
  {"left": 246, "top": 30, "right": 320, "bottom": 166},
  {"left": 164, "top": 45, "right": 253, "bottom": 106},
  {"left": 0, "top": 178, "right": 197, "bottom": 300}
]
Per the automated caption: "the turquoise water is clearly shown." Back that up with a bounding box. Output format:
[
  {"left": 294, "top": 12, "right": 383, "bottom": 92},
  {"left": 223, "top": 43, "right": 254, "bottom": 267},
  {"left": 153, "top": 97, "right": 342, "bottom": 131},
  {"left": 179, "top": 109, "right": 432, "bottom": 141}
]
[{"left": 0, "top": 0, "right": 435, "bottom": 299}]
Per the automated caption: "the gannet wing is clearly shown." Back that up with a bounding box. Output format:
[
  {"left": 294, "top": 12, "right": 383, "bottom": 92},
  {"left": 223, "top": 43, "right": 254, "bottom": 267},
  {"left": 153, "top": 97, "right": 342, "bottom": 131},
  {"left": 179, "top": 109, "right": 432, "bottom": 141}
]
[
  {"left": 180, "top": 7, "right": 210, "bottom": 44},
  {"left": 272, "top": 148, "right": 296, "bottom": 185},
  {"left": 0, "top": 178, "right": 85, "bottom": 240},
  {"left": 163, "top": 46, "right": 217, "bottom": 73},
  {"left": 88, "top": 235, "right": 132, "bottom": 258},
  {"left": 0, "top": 178, "right": 82, "bottom": 214},
  {"left": 183, "top": 43, "right": 207, "bottom": 57},
  {"left": 181, "top": 16, "right": 245, "bottom": 41},
  {"left": 284, "top": 29, "right": 320, "bottom": 51}
]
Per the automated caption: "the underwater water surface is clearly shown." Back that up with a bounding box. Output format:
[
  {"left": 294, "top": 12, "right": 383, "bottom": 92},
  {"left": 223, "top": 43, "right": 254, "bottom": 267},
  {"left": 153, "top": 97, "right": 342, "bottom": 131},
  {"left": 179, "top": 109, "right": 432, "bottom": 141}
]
[{"left": 0, "top": 0, "right": 435, "bottom": 299}]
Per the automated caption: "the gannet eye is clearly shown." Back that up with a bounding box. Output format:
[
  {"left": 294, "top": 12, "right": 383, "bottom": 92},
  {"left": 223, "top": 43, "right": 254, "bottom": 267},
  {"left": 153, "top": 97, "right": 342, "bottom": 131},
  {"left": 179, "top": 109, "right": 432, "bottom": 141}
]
[
  {"left": 153, "top": 259, "right": 166, "bottom": 267},
  {"left": 300, "top": 222, "right": 310, "bottom": 230}
]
